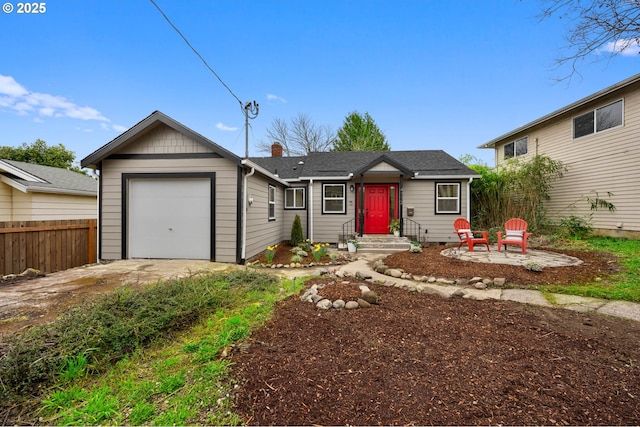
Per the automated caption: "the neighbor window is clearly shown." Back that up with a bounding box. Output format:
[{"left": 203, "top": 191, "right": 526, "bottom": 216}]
[
  {"left": 322, "top": 183, "right": 345, "bottom": 214},
  {"left": 504, "top": 136, "right": 528, "bottom": 159},
  {"left": 435, "top": 183, "right": 460, "bottom": 214},
  {"left": 285, "top": 187, "right": 305, "bottom": 209},
  {"left": 268, "top": 185, "right": 276, "bottom": 220},
  {"left": 573, "top": 99, "right": 623, "bottom": 139}
]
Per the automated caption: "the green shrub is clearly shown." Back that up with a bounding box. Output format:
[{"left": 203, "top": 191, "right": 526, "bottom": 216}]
[
  {"left": 290, "top": 214, "right": 304, "bottom": 246},
  {"left": 0, "top": 270, "right": 278, "bottom": 400}
]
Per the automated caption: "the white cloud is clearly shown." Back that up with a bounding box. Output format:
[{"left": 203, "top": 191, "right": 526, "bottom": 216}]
[
  {"left": 0, "top": 74, "right": 111, "bottom": 124},
  {"left": 112, "top": 124, "right": 128, "bottom": 132},
  {"left": 0, "top": 75, "right": 28, "bottom": 97},
  {"left": 216, "top": 122, "right": 238, "bottom": 131},
  {"left": 267, "top": 93, "right": 287, "bottom": 103},
  {"left": 598, "top": 38, "right": 640, "bottom": 56}
]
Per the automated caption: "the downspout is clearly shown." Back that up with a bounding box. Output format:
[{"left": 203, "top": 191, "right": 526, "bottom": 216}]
[
  {"left": 309, "top": 179, "right": 314, "bottom": 242},
  {"left": 467, "top": 177, "right": 474, "bottom": 220},
  {"left": 241, "top": 166, "right": 255, "bottom": 261}
]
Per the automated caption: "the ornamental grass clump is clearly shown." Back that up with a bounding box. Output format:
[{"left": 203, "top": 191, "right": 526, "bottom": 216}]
[{"left": 265, "top": 245, "right": 278, "bottom": 263}]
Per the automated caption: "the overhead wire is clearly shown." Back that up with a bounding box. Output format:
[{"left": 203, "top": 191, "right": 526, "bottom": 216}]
[{"left": 149, "top": 0, "right": 243, "bottom": 107}]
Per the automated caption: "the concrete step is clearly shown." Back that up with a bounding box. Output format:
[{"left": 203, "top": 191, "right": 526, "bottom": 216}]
[{"left": 353, "top": 235, "right": 412, "bottom": 253}]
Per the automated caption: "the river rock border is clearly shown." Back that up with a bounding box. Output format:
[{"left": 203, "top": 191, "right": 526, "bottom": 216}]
[
  {"left": 300, "top": 279, "right": 380, "bottom": 310},
  {"left": 371, "top": 259, "right": 506, "bottom": 288}
]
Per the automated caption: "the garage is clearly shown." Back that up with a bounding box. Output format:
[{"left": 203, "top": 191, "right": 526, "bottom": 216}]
[{"left": 125, "top": 174, "right": 215, "bottom": 260}]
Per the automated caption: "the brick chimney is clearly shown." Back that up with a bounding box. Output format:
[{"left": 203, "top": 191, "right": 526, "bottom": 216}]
[{"left": 271, "top": 142, "right": 283, "bottom": 157}]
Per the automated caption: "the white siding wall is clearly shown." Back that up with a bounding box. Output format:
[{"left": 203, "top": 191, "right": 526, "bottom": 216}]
[
  {"left": 244, "top": 174, "right": 286, "bottom": 260},
  {"left": 0, "top": 184, "right": 96, "bottom": 221},
  {"left": 0, "top": 183, "right": 13, "bottom": 221},
  {"left": 26, "top": 193, "right": 96, "bottom": 220},
  {"left": 99, "top": 125, "right": 240, "bottom": 262},
  {"left": 494, "top": 88, "right": 640, "bottom": 233}
]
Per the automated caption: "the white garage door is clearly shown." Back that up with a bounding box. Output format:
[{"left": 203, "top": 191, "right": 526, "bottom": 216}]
[{"left": 128, "top": 178, "right": 211, "bottom": 259}]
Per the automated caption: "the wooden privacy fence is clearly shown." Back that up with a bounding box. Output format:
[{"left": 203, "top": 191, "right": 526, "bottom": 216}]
[{"left": 0, "top": 219, "right": 97, "bottom": 276}]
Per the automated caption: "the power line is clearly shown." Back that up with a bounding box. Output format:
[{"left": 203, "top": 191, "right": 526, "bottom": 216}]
[{"left": 149, "top": 0, "right": 242, "bottom": 107}]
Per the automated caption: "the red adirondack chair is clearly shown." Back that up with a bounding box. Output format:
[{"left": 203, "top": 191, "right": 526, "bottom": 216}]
[
  {"left": 453, "top": 218, "right": 490, "bottom": 252},
  {"left": 496, "top": 218, "right": 532, "bottom": 254}
]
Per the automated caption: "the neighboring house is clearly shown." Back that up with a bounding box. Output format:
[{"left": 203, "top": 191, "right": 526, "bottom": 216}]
[
  {"left": 478, "top": 73, "right": 640, "bottom": 238},
  {"left": 81, "top": 111, "right": 479, "bottom": 264},
  {"left": 0, "top": 159, "right": 97, "bottom": 221}
]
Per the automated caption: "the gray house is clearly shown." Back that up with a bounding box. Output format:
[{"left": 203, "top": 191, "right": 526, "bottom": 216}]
[{"left": 81, "top": 111, "right": 479, "bottom": 264}]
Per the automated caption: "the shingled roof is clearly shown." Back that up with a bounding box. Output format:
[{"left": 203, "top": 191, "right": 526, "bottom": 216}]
[
  {"left": 250, "top": 150, "right": 478, "bottom": 180},
  {"left": 0, "top": 159, "right": 97, "bottom": 196}
]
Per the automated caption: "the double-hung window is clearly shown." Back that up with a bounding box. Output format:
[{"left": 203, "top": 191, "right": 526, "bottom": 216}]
[
  {"left": 573, "top": 99, "right": 623, "bottom": 139},
  {"left": 435, "top": 183, "right": 460, "bottom": 214},
  {"left": 322, "top": 183, "right": 345, "bottom": 214},
  {"left": 504, "top": 136, "right": 528, "bottom": 159},
  {"left": 284, "top": 187, "right": 305, "bottom": 209},
  {"left": 268, "top": 185, "right": 276, "bottom": 220}
]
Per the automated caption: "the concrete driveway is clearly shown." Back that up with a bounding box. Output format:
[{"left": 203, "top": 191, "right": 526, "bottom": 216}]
[{"left": 0, "top": 259, "right": 234, "bottom": 341}]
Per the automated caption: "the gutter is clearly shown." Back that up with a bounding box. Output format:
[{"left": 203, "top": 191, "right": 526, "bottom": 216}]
[{"left": 241, "top": 165, "right": 255, "bottom": 262}]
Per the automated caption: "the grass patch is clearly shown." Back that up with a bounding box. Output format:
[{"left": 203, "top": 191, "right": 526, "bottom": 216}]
[
  {"left": 541, "top": 236, "right": 640, "bottom": 302},
  {"left": 1, "top": 269, "right": 303, "bottom": 425}
]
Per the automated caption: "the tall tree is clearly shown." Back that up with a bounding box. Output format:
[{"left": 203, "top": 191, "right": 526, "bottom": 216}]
[
  {"left": 256, "top": 113, "right": 335, "bottom": 156},
  {"left": 539, "top": 0, "right": 640, "bottom": 81},
  {"left": 0, "top": 139, "right": 82, "bottom": 172},
  {"left": 333, "top": 111, "right": 390, "bottom": 152}
]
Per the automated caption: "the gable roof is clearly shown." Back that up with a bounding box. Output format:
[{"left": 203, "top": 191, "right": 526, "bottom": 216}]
[
  {"left": 478, "top": 73, "right": 640, "bottom": 149},
  {"left": 250, "top": 150, "right": 478, "bottom": 180},
  {"left": 0, "top": 159, "right": 97, "bottom": 196},
  {"left": 80, "top": 110, "right": 242, "bottom": 169}
]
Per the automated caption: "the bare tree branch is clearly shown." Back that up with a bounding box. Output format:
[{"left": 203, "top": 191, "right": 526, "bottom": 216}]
[
  {"left": 256, "top": 113, "right": 335, "bottom": 156},
  {"left": 539, "top": 0, "right": 640, "bottom": 82}
]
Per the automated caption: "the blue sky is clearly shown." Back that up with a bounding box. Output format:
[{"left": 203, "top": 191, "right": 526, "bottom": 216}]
[{"left": 1, "top": 0, "right": 637, "bottom": 166}]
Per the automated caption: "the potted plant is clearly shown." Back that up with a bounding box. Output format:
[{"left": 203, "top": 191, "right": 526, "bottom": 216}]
[
  {"left": 389, "top": 219, "right": 401, "bottom": 237},
  {"left": 347, "top": 239, "right": 359, "bottom": 253}
]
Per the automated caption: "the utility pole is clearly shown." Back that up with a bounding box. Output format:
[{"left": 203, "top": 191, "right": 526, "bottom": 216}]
[{"left": 243, "top": 101, "right": 259, "bottom": 158}]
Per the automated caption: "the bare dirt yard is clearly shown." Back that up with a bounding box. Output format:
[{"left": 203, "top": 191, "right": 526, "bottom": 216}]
[{"left": 232, "top": 245, "right": 640, "bottom": 425}]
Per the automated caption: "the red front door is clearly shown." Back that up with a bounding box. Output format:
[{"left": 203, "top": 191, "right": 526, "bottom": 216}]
[{"left": 364, "top": 185, "right": 390, "bottom": 234}]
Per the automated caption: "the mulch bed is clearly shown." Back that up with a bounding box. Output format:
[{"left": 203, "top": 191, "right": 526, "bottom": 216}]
[{"left": 231, "top": 245, "right": 640, "bottom": 425}]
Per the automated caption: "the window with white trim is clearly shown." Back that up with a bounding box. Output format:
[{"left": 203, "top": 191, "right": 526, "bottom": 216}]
[
  {"left": 435, "top": 183, "right": 460, "bottom": 214},
  {"left": 268, "top": 185, "right": 276, "bottom": 220},
  {"left": 573, "top": 99, "right": 623, "bottom": 139},
  {"left": 284, "top": 187, "right": 305, "bottom": 209},
  {"left": 322, "top": 183, "right": 345, "bottom": 214},
  {"left": 504, "top": 136, "right": 528, "bottom": 159}
]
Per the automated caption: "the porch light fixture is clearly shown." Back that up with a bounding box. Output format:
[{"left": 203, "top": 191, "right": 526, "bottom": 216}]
[{"left": 349, "top": 184, "right": 355, "bottom": 192}]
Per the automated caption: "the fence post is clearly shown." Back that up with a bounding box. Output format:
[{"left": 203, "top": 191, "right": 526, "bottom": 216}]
[{"left": 88, "top": 219, "right": 97, "bottom": 264}]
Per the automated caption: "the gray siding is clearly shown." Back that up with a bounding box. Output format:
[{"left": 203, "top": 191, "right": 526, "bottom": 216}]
[
  {"left": 99, "top": 125, "right": 240, "bottom": 263},
  {"left": 311, "top": 180, "right": 356, "bottom": 243},
  {"left": 308, "top": 176, "right": 468, "bottom": 243},
  {"left": 403, "top": 179, "right": 469, "bottom": 244},
  {"left": 244, "top": 174, "right": 286, "bottom": 260},
  {"left": 282, "top": 185, "right": 309, "bottom": 243},
  {"left": 494, "top": 87, "right": 640, "bottom": 234}
]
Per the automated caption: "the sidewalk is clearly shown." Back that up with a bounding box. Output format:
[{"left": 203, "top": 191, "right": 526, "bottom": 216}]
[{"left": 283, "top": 251, "right": 640, "bottom": 324}]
